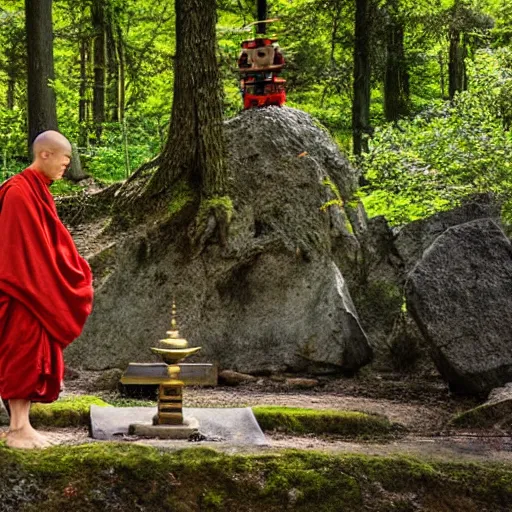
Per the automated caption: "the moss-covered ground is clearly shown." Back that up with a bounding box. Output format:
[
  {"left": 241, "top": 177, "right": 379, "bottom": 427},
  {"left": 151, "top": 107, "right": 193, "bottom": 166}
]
[
  {"left": 27, "top": 398, "right": 404, "bottom": 440},
  {"left": 29, "top": 396, "right": 110, "bottom": 428},
  {"left": 1, "top": 396, "right": 511, "bottom": 510},
  {"left": 253, "top": 406, "right": 403, "bottom": 440},
  {"left": 0, "top": 443, "right": 511, "bottom": 511}
]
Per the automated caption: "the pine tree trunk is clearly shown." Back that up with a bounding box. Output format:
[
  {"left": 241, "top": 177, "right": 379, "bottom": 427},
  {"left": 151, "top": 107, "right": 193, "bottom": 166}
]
[
  {"left": 448, "top": 0, "right": 469, "bottom": 104},
  {"left": 384, "top": 19, "right": 409, "bottom": 121},
  {"left": 7, "top": 69, "right": 15, "bottom": 109},
  {"left": 66, "top": 143, "right": 88, "bottom": 181},
  {"left": 257, "top": 0, "right": 267, "bottom": 34},
  {"left": 352, "top": 0, "right": 371, "bottom": 156},
  {"left": 106, "top": 4, "right": 119, "bottom": 123},
  {"left": 147, "top": 0, "right": 226, "bottom": 200},
  {"left": 448, "top": 29, "right": 464, "bottom": 100},
  {"left": 78, "top": 36, "right": 89, "bottom": 148},
  {"left": 92, "top": 0, "right": 106, "bottom": 142},
  {"left": 117, "top": 24, "right": 125, "bottom": 122},
  {"left": 25, "top": 0, "right": 58, "bottom": 146}
]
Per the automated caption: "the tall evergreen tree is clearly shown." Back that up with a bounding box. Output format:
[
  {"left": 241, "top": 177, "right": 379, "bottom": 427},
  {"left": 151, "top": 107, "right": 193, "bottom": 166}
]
[
  {"left": 147, "top": 0, "right": 227, "bottom": 202},
  {"left": 25, "top": 0, "right": 58, "bottom": 146},
  {"left": 91, "top": 0, "right": 106, "bottom": 142},
  {"left": 352, "top": 0, "right": 372, "bottom": 156},
  {"left": 383, "top": 0, "right": 409, "bottom": 121}
]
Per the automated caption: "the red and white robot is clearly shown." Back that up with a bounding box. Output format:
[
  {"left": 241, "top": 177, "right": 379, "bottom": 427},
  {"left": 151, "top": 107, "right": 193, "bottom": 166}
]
[{"left": 237, "top": 35, "right": 286, "bottom": 110}]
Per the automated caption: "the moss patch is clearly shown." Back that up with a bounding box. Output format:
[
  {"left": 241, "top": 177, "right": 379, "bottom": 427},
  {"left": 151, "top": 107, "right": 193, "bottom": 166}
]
[
  {"left": 196, "top": 195, "right": 234, "bottom": 226},
  {"left": 167, "top": 178, "right": 194, "bottom": 218},
  {"left": 30, "top": 396, "right": 110, "bottom": 428},
  {"left": 0, "top": 445, "right": 511, "bottom": 511},
  {"left": 253, "top": 406, "right": 404, "bottom": 439}
]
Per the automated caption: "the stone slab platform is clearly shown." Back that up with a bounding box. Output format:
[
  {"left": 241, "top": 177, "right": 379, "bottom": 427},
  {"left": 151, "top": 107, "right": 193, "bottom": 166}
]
[
  {"left": 90, "top": 405, "right": 267, "bottom": 445},
  {"left": 120, "top": 363, "right": 218, "bottom": 386}
]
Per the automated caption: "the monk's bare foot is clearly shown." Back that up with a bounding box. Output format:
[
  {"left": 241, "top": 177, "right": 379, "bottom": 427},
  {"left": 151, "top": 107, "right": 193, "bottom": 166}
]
[{"left": 6, "top": 426, "right": 52, "bottom": 449}]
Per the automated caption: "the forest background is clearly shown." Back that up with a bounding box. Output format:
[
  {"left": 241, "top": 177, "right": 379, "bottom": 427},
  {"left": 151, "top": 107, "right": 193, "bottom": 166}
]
[{"left": 1, "top": 0, "right": 511, "bottom": 226}]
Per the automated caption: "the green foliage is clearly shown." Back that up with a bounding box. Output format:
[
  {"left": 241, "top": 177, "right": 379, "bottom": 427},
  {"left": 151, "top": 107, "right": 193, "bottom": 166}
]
[
  {"left": 0, "top": 0, "right": 511, "bottom": 227},
  {"left": 49, "top": 180, "right": 84, "bottom": 196},
  {"left": 30, "top": 395, "right": 110, "bottom": 428},
  {"left": 253, "top": 406, "right": 401, "bottom": 439},
  {"left": 81, "top": 120, "right": 162, "bottom": 183},
  {"left": 360, "top": 48, "right": 512, "bottom": 225}
]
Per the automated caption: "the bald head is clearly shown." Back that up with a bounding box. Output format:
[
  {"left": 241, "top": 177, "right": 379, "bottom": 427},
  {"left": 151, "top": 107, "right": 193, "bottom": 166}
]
[
  {"left": 33, "top": 130, "right": 71, "bottom": 156},
  {"left": 32, "top": 131, "right": 72, "bottom": 181}
]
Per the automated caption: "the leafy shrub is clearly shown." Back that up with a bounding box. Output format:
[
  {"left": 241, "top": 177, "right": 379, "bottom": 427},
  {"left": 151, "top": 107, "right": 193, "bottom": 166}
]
[{"left": 360, "top": 48, "right": 512, "bottom": 225}]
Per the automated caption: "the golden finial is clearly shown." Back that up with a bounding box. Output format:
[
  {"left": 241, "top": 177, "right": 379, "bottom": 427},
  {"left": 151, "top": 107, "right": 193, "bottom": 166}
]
[
  {"left": 170, "top": 300, "right": 177, "bottom": 330},
  {"left": 156, "top": 300, "right": 190, "bottom": 351}
]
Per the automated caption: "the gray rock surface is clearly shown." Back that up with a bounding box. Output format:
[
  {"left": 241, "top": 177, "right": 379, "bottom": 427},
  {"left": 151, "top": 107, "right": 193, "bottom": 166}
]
[
  {"left": 395, "top": 194, "right": 500, "bottom": 278},
  {"left": 91, "top": 368, "right": 124, "bottom": 391},
  {"left": 348, "top": 194, "right": 502, "bottom": 372},
  {"left": 66, "top": 107, "right": 372, "bottom": 374},
  {"left": 406, "top": 218, "right": 512, "bottom": 394}
]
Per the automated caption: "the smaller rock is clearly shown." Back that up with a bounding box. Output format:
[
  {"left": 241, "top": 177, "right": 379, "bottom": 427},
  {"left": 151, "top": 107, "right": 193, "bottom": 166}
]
[
  {"left": 285, "top": 378, "right": 319, "bottom": 389},
  {"left": 64, "top": 366, "right": 80, "bottom": 381},
  {"left": 92, "top": 369, "right": 124, "bottom": 392},
  {"left": 450, "top": 382, "right": 512, "bottom": 429},
  {"left": 218, "top": 370, "right": 256, "bottom": 386},
  {"left": 269, "top": 375, "right": 286, "bottom": 383}
]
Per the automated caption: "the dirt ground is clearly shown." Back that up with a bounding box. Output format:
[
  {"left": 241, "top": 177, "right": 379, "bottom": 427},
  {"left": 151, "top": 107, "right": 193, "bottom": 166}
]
[
  {"left": 63, "top": 366, "right": 478, "bottom": 431},
  {"left": 12, "top": 366, "right": 504, "bottom": 463}
]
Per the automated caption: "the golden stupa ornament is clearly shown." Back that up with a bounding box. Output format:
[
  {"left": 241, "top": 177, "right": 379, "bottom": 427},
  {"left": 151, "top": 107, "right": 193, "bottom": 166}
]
[{"left": 150, "top": 301, "right": 201, "bottom": 426}]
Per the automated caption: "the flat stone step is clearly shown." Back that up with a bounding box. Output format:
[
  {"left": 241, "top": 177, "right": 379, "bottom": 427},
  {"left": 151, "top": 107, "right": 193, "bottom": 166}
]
[{"left": 90, "top": 405, "right": 267, "bottom": 445}]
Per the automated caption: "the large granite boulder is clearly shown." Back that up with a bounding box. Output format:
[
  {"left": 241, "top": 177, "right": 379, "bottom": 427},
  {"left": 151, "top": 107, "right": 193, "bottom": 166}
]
[
  {"left": 395, "top": 194, "right": 500, "bottom": 279},
  {"left": 405, "top": 218, "right": 512, "bottom": 394},
  {"left": 65, "top": 107, "right": 372, "bottom": 374},
  {"left": 343, "top": 194, "right": 502, "bottom": 371}
]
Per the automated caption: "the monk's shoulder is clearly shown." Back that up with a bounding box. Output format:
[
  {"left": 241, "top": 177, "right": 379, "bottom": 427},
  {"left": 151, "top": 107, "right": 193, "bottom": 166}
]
[
  {"left": 3, "top": 182, "right": 28, "bottom": 200},
  {"left": 1, "top": 182, "right": 33, "bottom": 211}
]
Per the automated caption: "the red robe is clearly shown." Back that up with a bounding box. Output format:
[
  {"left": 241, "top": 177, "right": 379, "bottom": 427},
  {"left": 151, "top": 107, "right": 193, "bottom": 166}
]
[{"left": 0, "top": 168, "right": 93, "bottom": 402}]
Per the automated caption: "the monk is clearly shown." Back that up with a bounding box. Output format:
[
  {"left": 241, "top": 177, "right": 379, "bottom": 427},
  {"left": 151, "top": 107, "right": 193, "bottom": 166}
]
[{"left": 0, "top": 131, "right": 93, "bottom": 449}]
